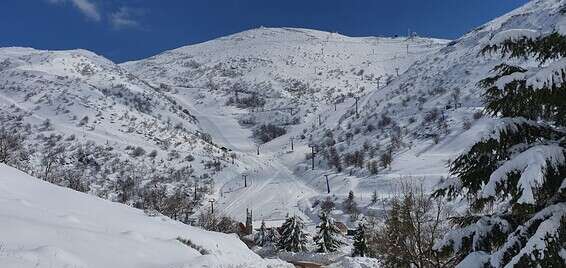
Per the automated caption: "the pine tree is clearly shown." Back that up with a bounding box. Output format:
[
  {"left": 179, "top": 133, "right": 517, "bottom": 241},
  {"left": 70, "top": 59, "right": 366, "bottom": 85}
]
[
  {"left": 267, "top": 226, "right": 280, "bottom": 246},
  {"left": 343, "top": 190, "right": 358, "bottom": 214},
  {"left": 277, "top": 215, "right": 309, "bottom": 252},
  {"left": 434, "top": 26, "right": 566, "bottom": 267},
  {"left": 254, "top": 220, "right": 269, "bottom": 247},
  {"left": 352, "top": 222, "right": 368, "bottom": 257},
  {"left": 328, "top": 146, "right": 342, "bottom": 172},
  {"left": 313, "top": 212, "right": 344, "bottom": 252},
  {"left": 370, "top": 190, "right": 378, "bottom": 205}
]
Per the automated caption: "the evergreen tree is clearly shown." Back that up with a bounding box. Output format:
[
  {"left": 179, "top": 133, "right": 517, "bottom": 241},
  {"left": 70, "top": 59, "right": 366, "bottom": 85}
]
[
  {"left": 370, "top": 190, "right": 378, "bottom": 205},
  {"left": 267, "top": 226, "right": 280, "bottom": 246},
  {"left": 434, "top": 27, "right": 566, "bottom": 267},
  {"left": 254, "top": 220, "right": 269, "bottom": 246},
  {"left": 328, "top": 146, "right": 342, "bottom": 172},
  {"left": 342, "top": 190, "right": 358, "bottom": 214},
  {"left": 352, "top": 222, "right": 368, "bottom": 257},
  {"left": 313, "top": 212, "right": 344, "bottom": 252},
  {"left": 277, "top": 215, "right": 309, "bottom": 252}
]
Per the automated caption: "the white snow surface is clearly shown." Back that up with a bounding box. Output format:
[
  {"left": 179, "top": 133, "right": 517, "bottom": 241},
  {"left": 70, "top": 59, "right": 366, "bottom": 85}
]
[
  {"left": 481, "top": 145, "right": 565, "bottom": 204},
  {"left": 0, "top": 164, "right": 291, "bottom": 268},
  {"left": 488, "top": 29, "right": 541, "bottom": 45}
]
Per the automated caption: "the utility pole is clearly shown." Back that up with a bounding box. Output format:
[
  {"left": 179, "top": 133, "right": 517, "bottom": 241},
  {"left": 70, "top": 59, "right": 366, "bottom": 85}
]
[
  {"left": 334, "top": 101, "right": 337, "bottom": 111},
  {"left": 309, "top": 144, "right": 316, "bottom": 170},
  {"left": 208, "top": 199, "right": 215, "bottom": 214},
  {"left": 194, "top": 182, "right": 198, "bottom": 200},
  {"left": 354, "top": 96, "right": 360, "bottom": 117},
  {"left": 290, "top": 137, "right": 294, "bottom": 151},
  {"left": 318, "top": 114, "right": 322, "bottom": 126},
  {"left": 257, "top": 144, "right": 260, "bottom": 155},
  {"left": 395, "top": 67, "right": 399, "bottom": 77},
  {"left": 324, "top": 174, "right": 330, "bottom": 194},
  {"left": 243, "top": 174, "right": 248, "bottom": 188}
]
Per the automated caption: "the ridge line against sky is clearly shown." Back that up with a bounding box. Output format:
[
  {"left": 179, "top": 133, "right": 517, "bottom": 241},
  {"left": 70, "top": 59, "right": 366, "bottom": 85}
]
[{"left": 1, "top": 0, "right": 529, "bottom": 62}]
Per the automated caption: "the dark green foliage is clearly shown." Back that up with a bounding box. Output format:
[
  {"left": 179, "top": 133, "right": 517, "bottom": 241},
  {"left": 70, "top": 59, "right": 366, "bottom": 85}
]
[
  {"left": 327, "top": 146, "right": 342, "bottom": 172},
  {"left": 352, "top": 222, "right": 368, "bottom": 257},
  {"left": 481, "top": 32, "right": 566, "bottom": 63},
  {"left": 342, "top": 191, "right": 359, "bottom": 215},
  {"left": 253, "top": 124, "right": 286, "bottom": 143},
  {"left": 314, "top": 212, "right": 344, "bottom": 252},
  {"left": 436, "top": 28, "right": 566, "bottom": 267},
  {"left": 226, "top": 94, "right": 266, "bottom": 109},
  {"left": 255, "top": 220, "right": 271, "bottom": 247},
  {"left": 277, "top": 215, "right": 308, "bottom": 252}
]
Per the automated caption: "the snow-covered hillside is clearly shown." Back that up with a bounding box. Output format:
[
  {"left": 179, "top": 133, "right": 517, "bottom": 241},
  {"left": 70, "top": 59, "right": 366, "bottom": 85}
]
[
  {"left": 305, "top": 0, "right": 566, "bottom": 200},
  {"left": 119, "top": 27, "right": 447, "bottom": 225},
  {"left": 0, "top": 47, "right": 250, "bottom": 214},
  {"left": 1, "top": 0, "right": 563, "bottom": 265},
  {"left": 0, "top": 164, "right": 291, "bottom": 268},
  {"left": 123, "top": 27, "right": 447, "bottom": 136}
]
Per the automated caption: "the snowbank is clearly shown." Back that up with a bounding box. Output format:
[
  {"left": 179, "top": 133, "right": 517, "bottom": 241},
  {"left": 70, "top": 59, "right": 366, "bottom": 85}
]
[{"left": 0, "top": 164, "right": 291, "bottom": 268}]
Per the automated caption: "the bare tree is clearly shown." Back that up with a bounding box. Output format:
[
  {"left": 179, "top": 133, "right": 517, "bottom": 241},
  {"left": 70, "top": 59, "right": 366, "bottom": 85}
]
[
  {"left": 369, "top": 183, "right": 454, "bottom": 267},
  {"left": 0, "top": 128, "right": 26, "bottom": 166}
]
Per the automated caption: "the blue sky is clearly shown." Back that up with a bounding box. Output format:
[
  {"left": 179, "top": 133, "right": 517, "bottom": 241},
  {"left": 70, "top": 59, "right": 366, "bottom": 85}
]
[{"left": 1, "top": 0, "right": 529, "bottom": 62}]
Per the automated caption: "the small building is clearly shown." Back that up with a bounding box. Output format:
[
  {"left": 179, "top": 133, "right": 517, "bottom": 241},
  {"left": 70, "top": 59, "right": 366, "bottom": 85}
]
[{"left": 335, "top": 221, "right": 348, "bottom": 235}]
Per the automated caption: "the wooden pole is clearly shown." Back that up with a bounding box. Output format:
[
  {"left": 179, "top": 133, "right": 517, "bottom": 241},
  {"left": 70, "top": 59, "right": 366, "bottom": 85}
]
[
  {"left": 290, "top": 137, "right": 294, "bottom": 151},
  {"left": 209, "top": 199, "right": 215, "bottom": 214},
  {"left": 310, "top": 145, "right": 316, "bottom": 170},
  {"left": 324, "top": 174, "right": 330, "bottom": 194},
  {"left": 355, "top": 96, "right": 360, "bottom": 117}
]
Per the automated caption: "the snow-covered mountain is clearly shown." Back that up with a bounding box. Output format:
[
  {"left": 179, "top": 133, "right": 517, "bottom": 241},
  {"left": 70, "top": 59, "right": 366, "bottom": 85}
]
[
  {"left": 0, "top": 47, "right": 249, "bottom": 209},
  {"left": 1, "top": 0, "right": 564, "bottom": 265},
  {"left": 119, "top": 28, "right": 448, "bottom": 224},
  {"left": 304, "top": 0, "right": 566, "bottom": 199},
  {"left": 0, "top": 164, "right": 291, "bottom": 268},
  {"left": 123, "top": 27, "right": 447, "bottom": 136}
]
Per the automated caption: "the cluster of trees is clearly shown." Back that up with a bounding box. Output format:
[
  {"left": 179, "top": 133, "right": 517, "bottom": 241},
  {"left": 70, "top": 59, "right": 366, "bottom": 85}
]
[
  {"left": 323, "top": 142, "right": 393, "bottom": 175},
  {"left": 253, "top": 212, "right": 345, "bottom": 254},
  {"left": 0, "top": 120, "right": 215, "bottom": 225},
  {"left": 197, "top": 211, "right": 241, "bottom": 233},
  {"left": 253, "top": 123, "right": 287, "bottom": 143},
  {"left": 226, "top": 93, "right": 266, "bottom": 109}
]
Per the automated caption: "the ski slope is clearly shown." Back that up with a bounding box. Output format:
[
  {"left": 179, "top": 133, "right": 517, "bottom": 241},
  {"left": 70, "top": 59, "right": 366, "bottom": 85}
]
[
  {"left": 122, "top": 27, "right": 448, "bottom": 226},
  {"left": 166, "top": 88, "right": 317, "bottom": 225},
  {"left": 0, "top": 164, "right": 291, "bottom": 268}
]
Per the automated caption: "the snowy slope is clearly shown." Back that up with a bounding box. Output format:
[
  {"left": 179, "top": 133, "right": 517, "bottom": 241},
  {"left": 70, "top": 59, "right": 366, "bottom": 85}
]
[
  {"left": 0, "top": 164, "right": 291, "bottom": 268},
  {"left": 0, "top": 47, "right": 247, "bottom": 205},
  {"left": 306, "top": 0, "right": 566, "bottom": 194},
  {"left": 123, "top": 27, "right": 447, "bottom": 132},
  {"left": 120, "top": 27, "right": 447, "bottom": 224}
]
